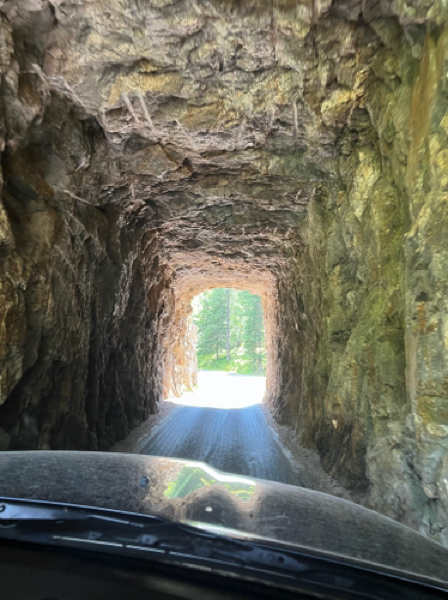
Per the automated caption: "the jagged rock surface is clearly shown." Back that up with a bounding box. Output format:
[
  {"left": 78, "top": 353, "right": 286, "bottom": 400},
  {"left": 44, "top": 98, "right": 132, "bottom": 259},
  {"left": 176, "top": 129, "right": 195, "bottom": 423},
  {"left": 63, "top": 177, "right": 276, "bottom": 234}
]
[{"left": 1, "top": 0, "right": 448, "bottom": 545}]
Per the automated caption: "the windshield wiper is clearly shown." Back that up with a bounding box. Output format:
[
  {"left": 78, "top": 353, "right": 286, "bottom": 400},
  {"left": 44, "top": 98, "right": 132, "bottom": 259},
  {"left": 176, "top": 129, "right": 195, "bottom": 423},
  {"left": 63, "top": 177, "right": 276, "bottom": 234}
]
[
  {"left": 0, "top": 497, "right": 155, "bottom": 525},
  {"left": 0, "top": 497, "right": 446, "bottom": 600}
]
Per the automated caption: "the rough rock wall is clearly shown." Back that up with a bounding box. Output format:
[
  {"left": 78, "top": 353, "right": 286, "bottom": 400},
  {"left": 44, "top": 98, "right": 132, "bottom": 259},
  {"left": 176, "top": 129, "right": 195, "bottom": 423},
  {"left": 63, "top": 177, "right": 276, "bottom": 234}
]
[
  {"left": 163, "top": 304, "right": 198, "bottom": 398},
  {"left": 290, "top": 13, "right": 448, "bottom": 543},
  {"left": 298, "top": 139, "right": 406, "bottom": 495},
  {"left": 0, "top": 91, "right": 166, "bottom": 450},
  {"left": 397, "top": 27, "right": 448, "bottom": 541}
]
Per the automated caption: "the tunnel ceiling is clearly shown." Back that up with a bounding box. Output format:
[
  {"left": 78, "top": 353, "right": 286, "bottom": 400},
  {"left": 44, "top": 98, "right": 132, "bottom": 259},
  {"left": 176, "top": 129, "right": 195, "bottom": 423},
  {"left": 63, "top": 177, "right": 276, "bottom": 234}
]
[
  {"left": 3, "top": 0, "right": 389, "bottom": 274},
  {"left": 3, "top": 0, "right": 438, "bottom": 275}
]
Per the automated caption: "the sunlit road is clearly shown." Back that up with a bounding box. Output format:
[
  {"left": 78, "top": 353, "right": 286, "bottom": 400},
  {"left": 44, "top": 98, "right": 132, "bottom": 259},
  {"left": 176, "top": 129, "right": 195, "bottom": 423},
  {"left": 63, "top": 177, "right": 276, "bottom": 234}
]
[{"left": 140, "top": 372, "right": 302, "bottom": 486}]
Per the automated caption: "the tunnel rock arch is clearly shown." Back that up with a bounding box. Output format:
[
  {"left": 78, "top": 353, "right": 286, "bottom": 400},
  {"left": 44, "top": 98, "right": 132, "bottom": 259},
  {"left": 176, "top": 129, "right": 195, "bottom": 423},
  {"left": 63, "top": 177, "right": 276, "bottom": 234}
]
[{"left": 162, "top": 265, "right": 279, "bottom": 403}]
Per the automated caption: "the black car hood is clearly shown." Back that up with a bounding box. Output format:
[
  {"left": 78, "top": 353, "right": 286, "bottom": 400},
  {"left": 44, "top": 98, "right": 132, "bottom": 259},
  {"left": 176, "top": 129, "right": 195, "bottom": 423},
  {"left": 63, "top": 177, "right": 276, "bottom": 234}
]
[{"left": 1, "top": 451, "right": 447, "bottom": 585}]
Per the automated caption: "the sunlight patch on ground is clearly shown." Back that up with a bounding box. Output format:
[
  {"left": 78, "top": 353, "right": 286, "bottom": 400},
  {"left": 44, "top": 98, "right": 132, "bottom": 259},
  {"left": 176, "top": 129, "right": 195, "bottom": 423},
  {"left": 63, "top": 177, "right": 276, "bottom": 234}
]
[{"left": 168, "top": 371, "right": 266, "bottom": 409}]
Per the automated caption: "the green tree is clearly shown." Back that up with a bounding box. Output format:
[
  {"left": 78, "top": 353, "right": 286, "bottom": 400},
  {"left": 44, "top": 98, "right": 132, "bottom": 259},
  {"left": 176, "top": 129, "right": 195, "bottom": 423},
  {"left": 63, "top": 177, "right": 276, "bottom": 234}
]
[
  {"left": 195, "top": 288, "right": 228, "bottom": 359},
  {"left": 240, "top": 291, "right": 266, "bottom": 372},
  {"left": 193, "top": 288, "right": 266, "bottom": 374},
  {"left": 225, "top": 288, "right": 231, "bottom": 361}
]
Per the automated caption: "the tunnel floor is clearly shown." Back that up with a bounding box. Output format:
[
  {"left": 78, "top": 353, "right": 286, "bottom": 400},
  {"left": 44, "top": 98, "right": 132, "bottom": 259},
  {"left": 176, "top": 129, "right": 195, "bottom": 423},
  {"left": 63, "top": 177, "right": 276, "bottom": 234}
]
[
  {"left": 141, "top": 372, "right": 301, "bottom": 485},
  {"left": 139, "top": 403, "right": 300, "bottom": 486},
  {"left": 113, "top": 372, "right": 353, "bottom": 497}
]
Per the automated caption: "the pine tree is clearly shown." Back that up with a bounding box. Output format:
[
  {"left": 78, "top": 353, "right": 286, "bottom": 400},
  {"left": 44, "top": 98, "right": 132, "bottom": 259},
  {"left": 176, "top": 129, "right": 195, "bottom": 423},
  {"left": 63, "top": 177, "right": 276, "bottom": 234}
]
[
  {"left": 225, "top": 288, "right": 231, "bottom": 361},
  {"left": 195, "top": 288, "right": 227, "bottom": 359},
  {"left": 193, "top": 288, "right": 265, "bottom": 374},
  {"left": 240, "top": 291, "right": 265, "bottom": 371}
]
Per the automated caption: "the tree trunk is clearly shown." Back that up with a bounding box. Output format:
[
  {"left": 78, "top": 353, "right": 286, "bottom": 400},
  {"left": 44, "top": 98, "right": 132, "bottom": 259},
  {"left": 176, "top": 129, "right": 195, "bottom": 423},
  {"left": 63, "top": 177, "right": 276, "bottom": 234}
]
[
  {"left": 258, "top": 301, "right": 262, "bottom": 372},
  {"left": 226, "top": 289, "right": 231, "bottom": 361}
]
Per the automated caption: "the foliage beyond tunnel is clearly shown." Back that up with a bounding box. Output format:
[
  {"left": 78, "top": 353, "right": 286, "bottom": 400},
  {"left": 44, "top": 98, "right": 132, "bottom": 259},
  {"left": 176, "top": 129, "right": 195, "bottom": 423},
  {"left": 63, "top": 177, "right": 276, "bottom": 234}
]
[{"left": 193, "top": 289, "right": 266, "bottom": 375}]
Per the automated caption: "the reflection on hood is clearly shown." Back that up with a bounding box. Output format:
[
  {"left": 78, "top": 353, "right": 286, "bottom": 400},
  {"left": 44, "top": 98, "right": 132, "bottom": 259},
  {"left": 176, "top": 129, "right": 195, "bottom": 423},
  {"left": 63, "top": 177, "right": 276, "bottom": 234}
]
[{"left": 0, "top": 451, "right": 448, "bottom": 585}]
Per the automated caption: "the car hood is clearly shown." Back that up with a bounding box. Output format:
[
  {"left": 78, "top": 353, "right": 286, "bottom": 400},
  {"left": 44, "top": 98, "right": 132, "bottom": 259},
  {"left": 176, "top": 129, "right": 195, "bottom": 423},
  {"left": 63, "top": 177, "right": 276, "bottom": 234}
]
[{"left": 1, "top": 451, "right": 447, "bottom": 585}]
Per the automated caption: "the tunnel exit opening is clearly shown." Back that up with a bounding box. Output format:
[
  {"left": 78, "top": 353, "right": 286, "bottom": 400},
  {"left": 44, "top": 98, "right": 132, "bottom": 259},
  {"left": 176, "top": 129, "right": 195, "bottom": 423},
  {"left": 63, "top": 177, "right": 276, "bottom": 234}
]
[
  {"left": 162, "top": 267, "right": 279, "bottom": 411},
  {"left": 172, "top": 287, "right": 268, "bottom": 409},
  {"left": 192, "top": 288, "right": 267, "bottom": 377}
]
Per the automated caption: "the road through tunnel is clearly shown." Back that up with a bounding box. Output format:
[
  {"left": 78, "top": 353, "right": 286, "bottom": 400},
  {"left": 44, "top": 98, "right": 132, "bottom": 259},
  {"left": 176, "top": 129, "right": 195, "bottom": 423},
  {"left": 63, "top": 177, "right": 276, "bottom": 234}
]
[{"left": 1, "top": 0, "right": 448, "bottom": 546}]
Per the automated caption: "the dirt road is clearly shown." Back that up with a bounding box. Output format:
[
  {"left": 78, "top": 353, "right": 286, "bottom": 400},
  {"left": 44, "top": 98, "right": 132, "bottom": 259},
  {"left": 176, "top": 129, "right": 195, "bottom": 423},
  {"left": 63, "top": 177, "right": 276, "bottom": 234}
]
[{"left": 139, "top": 372, "right": 302, "bottom": 486}]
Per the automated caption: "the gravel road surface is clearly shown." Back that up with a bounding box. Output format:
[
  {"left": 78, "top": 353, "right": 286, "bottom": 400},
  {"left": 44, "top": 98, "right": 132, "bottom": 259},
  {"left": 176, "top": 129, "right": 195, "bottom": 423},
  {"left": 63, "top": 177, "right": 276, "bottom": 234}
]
[{"left": 139, "top": 372, "right": 302, "bottom": 486}]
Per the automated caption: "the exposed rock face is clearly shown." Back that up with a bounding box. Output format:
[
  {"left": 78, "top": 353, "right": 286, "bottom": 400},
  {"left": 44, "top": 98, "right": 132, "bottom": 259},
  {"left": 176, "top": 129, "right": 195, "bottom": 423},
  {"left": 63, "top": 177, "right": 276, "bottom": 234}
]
[
  {"left": 296, "top": 19, "right": 448, "bottom": 544},
  {"left": 1, "top": 0, "right": 448, "bottom": 545}
]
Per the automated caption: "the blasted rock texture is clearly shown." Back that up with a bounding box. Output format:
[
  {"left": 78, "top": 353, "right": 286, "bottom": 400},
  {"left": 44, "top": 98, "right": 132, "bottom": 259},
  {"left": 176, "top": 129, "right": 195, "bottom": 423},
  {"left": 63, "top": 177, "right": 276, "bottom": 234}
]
[{"left": 1, "top": 0, "right": 448, "bottom": 546}]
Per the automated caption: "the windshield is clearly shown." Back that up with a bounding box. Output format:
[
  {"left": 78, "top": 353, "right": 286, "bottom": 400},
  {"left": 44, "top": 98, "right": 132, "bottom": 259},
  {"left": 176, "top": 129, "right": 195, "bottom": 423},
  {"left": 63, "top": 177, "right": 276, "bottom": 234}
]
[{"left": 1, "top": 0, "right": 448, "bottom": 589}]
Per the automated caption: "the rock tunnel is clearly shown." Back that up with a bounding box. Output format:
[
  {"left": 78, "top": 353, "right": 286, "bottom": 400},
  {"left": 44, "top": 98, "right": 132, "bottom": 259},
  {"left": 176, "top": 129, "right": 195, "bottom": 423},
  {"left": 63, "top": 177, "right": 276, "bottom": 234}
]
[{"left": 1, "top": 0, "right": 448, "bottom": 545}]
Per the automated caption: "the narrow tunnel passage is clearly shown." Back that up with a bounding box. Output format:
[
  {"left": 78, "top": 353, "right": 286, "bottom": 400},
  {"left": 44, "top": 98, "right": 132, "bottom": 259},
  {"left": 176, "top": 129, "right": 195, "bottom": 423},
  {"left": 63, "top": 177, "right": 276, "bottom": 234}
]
[
  {"left": 2, "top": 0, "right": 448, "bottom": 552},
  {"left": 140, "top": 284, "right": 302, "bottom": 485},
  {"left": 139, "top": 287, "right": 301, "bottom": 485}
]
